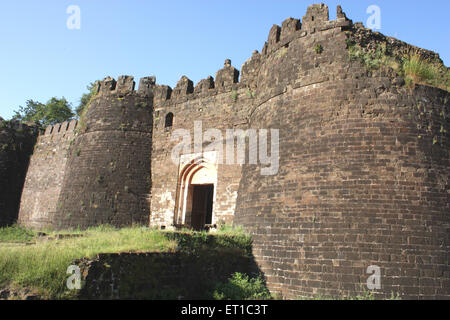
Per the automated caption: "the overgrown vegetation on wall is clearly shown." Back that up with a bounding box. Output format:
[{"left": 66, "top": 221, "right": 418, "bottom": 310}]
[{"left": 347, "top": 38, "right": 450, "bottom": 92}]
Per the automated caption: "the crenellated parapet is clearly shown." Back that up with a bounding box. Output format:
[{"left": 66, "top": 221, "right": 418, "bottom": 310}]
[
  {"left": 148, "top": 5, "right": 354, "bottom": 112},
  {"left": 262, "top": 4, "right": 352, "bottom": 56},
  {"left": 43, "top": 119, "right": 78, "bottom": 137},
  {"left": 97, "top": 75, "right": 154, "bottom": 98},
  {"left": 149, "top": 59, "right": 243, "bottom": 110}
]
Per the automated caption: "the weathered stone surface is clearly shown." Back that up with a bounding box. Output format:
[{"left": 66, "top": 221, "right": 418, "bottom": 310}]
[
  {"left": 15, "top": 4, "right": 450, "bottom": 300},
  {"left": 0, "top": 121, "right": 38, "bottom": 226},
  {"left": 215, "top": 59, "right": 240, "bottom": 90},
  {"left": 17, "top": 121, "right": 77, "bottom": 229}
]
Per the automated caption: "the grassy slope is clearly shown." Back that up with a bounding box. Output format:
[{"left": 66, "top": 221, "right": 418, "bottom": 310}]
[
  {"left": 0, "top": 225, "right": 37, "bottom": 243},
  {"left": 0, "top": 225, "right": 397, "bottom": 300},
  {"left": 0, "top": 225, "right": 177, "bottom": 298}
]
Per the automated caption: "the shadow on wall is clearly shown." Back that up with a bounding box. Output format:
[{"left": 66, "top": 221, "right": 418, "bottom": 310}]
[
  {"left": 77, "top": 232, "right": 265, "bottom": 300},
  {"left": 0, "top": 121, "right": 39, "bottom": 227}
]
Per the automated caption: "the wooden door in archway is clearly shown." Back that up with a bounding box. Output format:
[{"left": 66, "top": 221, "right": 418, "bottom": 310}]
[{"left": 190, "top": 184, "right": 214, "bottom": 230}]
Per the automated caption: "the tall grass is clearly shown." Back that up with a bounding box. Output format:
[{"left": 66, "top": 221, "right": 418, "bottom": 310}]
[
  {"left": 0, "top": 226, "right": 177, "bottom": 298},
  {"left": 0, "top": 224, "right": 36, "bottom": 243},
  {"left": 402, "top": 52, "right": 450, "bottom": 91},
  {"left": 403, "top": 53, "right": 437, "bottom": 83}
]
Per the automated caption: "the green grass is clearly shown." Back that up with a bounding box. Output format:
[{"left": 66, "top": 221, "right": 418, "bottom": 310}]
[
  {"left": 298, "top": 289, "right": 401, "bottom": 300},
  {"left": 0, "top": 224, "right": 37, "bottom": 243},
  {"left": 0, "top": 225, "right": 177, "bottom": 298},
  {"left": 214, "top": 224, "right": 247, "bottom": 236},
  {"left": 162, "top": 226, "right": 253, "bottom": 256},
  {"left": 402, "top": 52, "right": 450, "bottom": 91}
]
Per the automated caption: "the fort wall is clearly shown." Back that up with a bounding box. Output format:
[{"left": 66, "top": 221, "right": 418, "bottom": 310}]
[
  {"left": 149, "top": 61, "right": 254, "bottom": 229},
  {"left": 0, "top": 120, "right": 38, "bottom": 226},
  {"left": 14, "top": 3, "right": 449, "bottom": 299},
  {"left": 18, "top": 120, "right": 77, "bottom": 229},
  {"left": 234, "top": 4, "right": 450, "bottom": 299},
  {"left": 53, "top": 77, "right": 154, "bottom": 229}
]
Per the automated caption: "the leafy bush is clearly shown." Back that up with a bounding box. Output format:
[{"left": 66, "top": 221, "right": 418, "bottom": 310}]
[
  {"left": 213, "top": 272, "right": 272, "bottom": 300},
  {"left": 348, "top": 43, "right": 390, "bottom": 70},
  {"left": 75, "top": 81, "right": 99, "bottom": 117}
]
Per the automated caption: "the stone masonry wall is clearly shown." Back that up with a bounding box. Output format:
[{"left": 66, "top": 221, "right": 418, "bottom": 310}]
[
  {"left": 0, "top": 120, "right": 38, "bottom": 226},
  {"left": 77, "top": 248, "right": 256, "bottom": 299},
  {"left": 234, "top": 4, "right": 449, "bottom": 300},
  {"left": 18, "top": 76, "right": 155, "bottom": 230},
  {"left": 18, "top": 120, "right": 77, "bottom": 229},
  {"left": 52, "top": 76, "right": 154, "bottom": 229},
  {"left": 150, "top": 63, "right": 254, "bottom": 228},
  {"left": 13, "top": 3, "right": 450, "bottom": 300}
]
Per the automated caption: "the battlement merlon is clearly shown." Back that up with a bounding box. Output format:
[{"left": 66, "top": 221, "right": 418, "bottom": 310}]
[
  {"left": 261, "top": 5, "right": 352, "bottom": 55},
  {"left": 194, "top": 76, "right": 215, "bottom": 94},
  {"left": 302, "top": 3, "right": 330, "bottom": 31},
  {"left": 172, "top": 76, "right": 194, "bottom": 100},
  {"left": 215, "top": 59, "right": 240, "bottom": 92}
]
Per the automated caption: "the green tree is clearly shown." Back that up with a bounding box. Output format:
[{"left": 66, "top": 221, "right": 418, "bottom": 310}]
[
  {"left": 76, "top": 81, "right": 99, "bottom": 117},
  {"left": 12, "top": 99, "right": 43, "bottom": 123},
  {"left": 13, "top": 97, "right": 74, "bottom": 127}
]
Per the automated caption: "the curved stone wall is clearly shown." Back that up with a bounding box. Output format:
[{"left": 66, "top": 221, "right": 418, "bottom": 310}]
[
  {"left": 234, "top": 7, "right": 449, "bottom": 299},
  {"left": 51, "top": 77, "right": 154, "bottom": 229}
]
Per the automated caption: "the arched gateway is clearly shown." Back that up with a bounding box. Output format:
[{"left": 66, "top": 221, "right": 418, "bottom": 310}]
[{"left": 174, "top": 154, "right": 217, "bottom": 230}]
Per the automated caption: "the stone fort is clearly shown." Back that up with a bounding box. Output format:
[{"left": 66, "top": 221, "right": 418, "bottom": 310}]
[{"left": 0, "top": 4, "right": 449, "bottom": 299}]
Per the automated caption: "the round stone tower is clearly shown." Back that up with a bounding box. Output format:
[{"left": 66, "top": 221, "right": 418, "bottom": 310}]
[
  {"left": 234, "top": 5, "right": 449, "bottom": 299},
  {"left": 52, "top": 76, "right": 155, "bottom": 229}
]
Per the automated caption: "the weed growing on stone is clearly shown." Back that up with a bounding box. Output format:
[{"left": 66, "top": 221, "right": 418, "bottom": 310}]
[
  {"left": 231, "top": 90, "right": 238, "bottom": 102},
  {"left": 314, "top": 44, "right": 323, "bottom": 54}
]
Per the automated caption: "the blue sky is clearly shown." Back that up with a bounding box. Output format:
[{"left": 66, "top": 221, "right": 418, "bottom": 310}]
[{"left": 1, "top": 0, "right": 449, "bottom": 120}]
